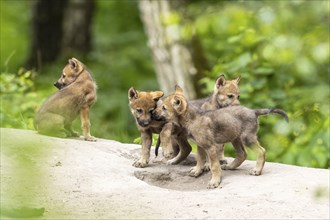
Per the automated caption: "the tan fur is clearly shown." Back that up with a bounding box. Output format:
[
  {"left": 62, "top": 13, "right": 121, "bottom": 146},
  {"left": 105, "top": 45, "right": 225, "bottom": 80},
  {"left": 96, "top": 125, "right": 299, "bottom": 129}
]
[
  {"left": 34, "top": 58, "right": 97, "bottom": 141},
  {"left": 155, "top": 86, "right": 288, "bottom": 189}
]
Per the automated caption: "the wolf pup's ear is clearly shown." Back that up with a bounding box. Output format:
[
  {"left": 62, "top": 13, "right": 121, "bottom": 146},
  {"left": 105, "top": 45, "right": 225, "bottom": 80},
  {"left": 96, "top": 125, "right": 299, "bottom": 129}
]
[
  {"left": 174, "top": 85, "right": 184, "bottom": 95},
  {"left": 69, "top": 58, "right": 84, "bottom": 75},
  {"left": 128, "top": 87, "right": 138, "bottom": 101},
  {"left": 69, "top": 58, "right": 78, "bottom": 70},
  {"left": 172, "top": 95, "right": 186, "bottom": 114},
  {"left": 151, "top": 91, "right": 164, "bottom": 102},
  {"left": 172, "top": 96, "right": 181, "bottom": 107},
  {"left": 215, "top": 75, "right": 226, "bottom": 89}
]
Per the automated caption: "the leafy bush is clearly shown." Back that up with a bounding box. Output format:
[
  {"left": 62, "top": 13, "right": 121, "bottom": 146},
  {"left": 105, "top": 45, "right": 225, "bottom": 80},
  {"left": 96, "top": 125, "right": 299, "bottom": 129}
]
[{"left": 0, "top": 68, "right": 50, "bottom": 130}]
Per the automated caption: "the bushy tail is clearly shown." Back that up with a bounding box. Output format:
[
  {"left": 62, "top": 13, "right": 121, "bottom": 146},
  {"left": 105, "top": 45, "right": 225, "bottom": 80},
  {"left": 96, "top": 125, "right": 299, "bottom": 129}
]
[{"left": 255, "top": 108, "right": 289, "bottom": 122}]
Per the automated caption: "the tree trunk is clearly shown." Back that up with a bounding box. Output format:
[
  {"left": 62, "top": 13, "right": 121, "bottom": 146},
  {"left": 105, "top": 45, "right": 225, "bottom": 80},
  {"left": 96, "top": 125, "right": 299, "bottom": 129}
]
[
  {"left": 139, "top": 0, "right": 209, "bottom": 99},
  {"left": 61, "top": 0, "right": 95, "bottom": 57},
  {"left": 26, "top": 0, "right": 68, "bottom": 69},
  {"left": 26, "top": 0, "right": 94, "bottom": 69}
]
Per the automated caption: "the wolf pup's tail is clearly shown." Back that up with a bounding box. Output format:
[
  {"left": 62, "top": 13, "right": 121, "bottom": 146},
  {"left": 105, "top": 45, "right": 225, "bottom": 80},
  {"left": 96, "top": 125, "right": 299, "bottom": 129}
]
[
  {"left": 254, "top": 108, "right": 289, "bottom": 122},
  {"left": 155, "top": 136, "right": 161, "bottom": 157}
]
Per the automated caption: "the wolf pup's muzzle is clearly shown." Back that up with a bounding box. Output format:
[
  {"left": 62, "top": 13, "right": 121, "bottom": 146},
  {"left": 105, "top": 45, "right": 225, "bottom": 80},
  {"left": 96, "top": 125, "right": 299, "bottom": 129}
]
[
  {"left": 151, "top": 110, "right": 165, "bottom": 122},
  {"left": 138, "top": 120, "right": 151, "bottom": 127},
  {"left": 54, "top": 82, "right": 65, "bottom": 90}
]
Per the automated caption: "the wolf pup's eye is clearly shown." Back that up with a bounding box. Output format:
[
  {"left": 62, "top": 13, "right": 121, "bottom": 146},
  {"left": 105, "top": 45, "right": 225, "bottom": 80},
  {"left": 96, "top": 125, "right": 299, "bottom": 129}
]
[
  {"left": 237, "top": 95, "right": 240, "bottom": 100},
  {"left": 149, "top": 108, "right": 154, "bottom": 113},
  {"left": 162, "top": 106, "right": 167, "bottom": 111},
  {"left": 136, "top": 108, "right": 143, "bottom": 113},
  {"left": 62, "top": 74, "right": 66, "bottom": 78},
  {"left": 227, "top": 94, "right": 234, "bottom": 99}
]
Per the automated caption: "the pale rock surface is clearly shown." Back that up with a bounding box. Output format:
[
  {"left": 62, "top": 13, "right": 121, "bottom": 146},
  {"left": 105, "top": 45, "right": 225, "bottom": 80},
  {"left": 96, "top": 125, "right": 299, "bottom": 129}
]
[{"left": 1, "top": 128, "right": 329, "bottom": 219}]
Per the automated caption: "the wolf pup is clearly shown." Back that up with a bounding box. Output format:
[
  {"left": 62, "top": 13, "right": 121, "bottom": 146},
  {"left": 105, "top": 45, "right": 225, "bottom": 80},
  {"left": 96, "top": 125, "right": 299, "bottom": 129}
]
[
  {"left": 128, "top": 88, "right": 165, "bottom": 167},
  {"left": 155, "top": 86, "right": 288, "bottom": 189},
  {"left": 34, "top": 58, "right": 97, "bottom": 141},
  {"left": 156, "top": 75, "right": 240, "bottom": 165}
]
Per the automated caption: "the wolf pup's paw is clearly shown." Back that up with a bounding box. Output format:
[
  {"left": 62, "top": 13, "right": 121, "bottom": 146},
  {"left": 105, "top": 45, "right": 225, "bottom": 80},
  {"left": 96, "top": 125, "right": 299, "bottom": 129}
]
[
  {"left": 207, "top": 177, "right": 221, "bottom": 189},
  {"left": 221, "top": 164, "right": 235, "bottom": 170},
  {"left": 202, "top": 162, "right": 211, "bottom": 172},
  {"left": 163, "top": 151, "right": 175, "bottom": 160},
  {"left": 84, "top": 135, "right": 97, "bottom": 142},
  {"left": 189, "top": 166, "right": 203, "bottom": 177},
  {"left": 249, "top": 168, "right": 262, "bottom": 176},
  {"left": 166, "top": 157, "right": 179, "bottom": 165},
  {"left": 132, "top": 159, "right": 148, "bottom": 168}
]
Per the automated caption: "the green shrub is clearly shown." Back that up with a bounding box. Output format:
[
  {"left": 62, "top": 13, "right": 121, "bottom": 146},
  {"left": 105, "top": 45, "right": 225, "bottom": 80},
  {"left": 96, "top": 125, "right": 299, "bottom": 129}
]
[{"left": 0, "top": 68, "right": 49, "bottom": 130}]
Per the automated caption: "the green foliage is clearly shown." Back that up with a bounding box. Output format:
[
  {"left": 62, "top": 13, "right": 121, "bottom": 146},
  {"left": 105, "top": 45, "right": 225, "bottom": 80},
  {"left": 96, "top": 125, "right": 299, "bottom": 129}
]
[
  {"left": 0, "top": 68, "right": 47, "bottom": 129},
  {"left": 187, "top": 1, "right": 330, "bottom": 168},
  {"left": 0, "top": 0, "right": 30, "bottom": 72},
  {"left": 133, "top": 134, "right": 160, "bottom": 147},
  {"left": 1, "top": 0, "right": 156, "bottom": 142}
]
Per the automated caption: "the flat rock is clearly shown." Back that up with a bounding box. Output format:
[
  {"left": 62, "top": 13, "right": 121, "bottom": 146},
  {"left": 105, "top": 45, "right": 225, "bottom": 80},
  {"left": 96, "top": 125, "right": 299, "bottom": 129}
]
[{"left": 1, "top": 128, "right": 329, "bottom": 219}]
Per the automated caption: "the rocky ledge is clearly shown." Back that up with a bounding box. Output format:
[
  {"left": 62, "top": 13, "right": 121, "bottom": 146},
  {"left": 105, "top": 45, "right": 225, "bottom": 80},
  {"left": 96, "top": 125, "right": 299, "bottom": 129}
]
[{"left": 1, "top": 128, "right": 329, "bottom": 219}]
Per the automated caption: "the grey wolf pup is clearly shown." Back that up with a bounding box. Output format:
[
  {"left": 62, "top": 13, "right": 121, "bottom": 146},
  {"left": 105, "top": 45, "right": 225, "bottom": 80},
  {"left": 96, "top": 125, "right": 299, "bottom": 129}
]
[
  {"left": 34, "top": 58, "right": 97, "bottom": 141},
  {"left": 154, "top": 86, "right": 288, "bottom": 189},
  {"left": 156, "top": 75, "right": 240, "bottom": 165}
]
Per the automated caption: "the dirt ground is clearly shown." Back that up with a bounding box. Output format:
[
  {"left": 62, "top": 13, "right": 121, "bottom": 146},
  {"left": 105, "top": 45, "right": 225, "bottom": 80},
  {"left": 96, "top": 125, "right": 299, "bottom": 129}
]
[{"left": 1, "top": 128, "right": 329, "bottom": 219}]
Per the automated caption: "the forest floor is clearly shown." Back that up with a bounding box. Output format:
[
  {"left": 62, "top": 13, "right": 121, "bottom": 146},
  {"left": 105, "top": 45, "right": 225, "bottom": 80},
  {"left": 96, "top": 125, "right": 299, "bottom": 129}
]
[{"left": 1, "top": 128, "right": 329, "bottom": 219}]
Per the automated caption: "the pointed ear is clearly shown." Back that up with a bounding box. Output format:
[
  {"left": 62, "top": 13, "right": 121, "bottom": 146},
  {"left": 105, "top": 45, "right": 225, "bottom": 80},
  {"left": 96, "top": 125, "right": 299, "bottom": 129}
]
[
  {"left": 175, "top": 85, "right": 184, "bottom": 95},
  {"left": 128, "top": 87, "right": 138, "bottom": 101},
  {"left": 235, "top": 76, "right": 240, "bottom": 84},
  {"left": 173, "top": 95, "right": 181, "bottom": 105},
  {"left": 69, "top": 57, "right": 84, "bottom": 74},
  {"left": 69, "top": 58, "right": 78, "bottom": 70},
  {"left": 172, "top": 95, "right": 181, "bottom": 108},
  {"left": 215, "top": 74, "right": 226, "bottom": 89},
  {"left": 151, "top": 91, "right": 164, "bottom": 102},
  {"left": 171, "top": 95, "right": 186, "bottom": 114}
]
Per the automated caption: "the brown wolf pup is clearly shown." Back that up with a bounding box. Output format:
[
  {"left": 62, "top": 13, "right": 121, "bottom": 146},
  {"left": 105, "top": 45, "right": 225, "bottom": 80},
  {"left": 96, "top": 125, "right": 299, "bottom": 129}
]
[
  {"left": 128, "top": 88, "right": 165, "bottom": 167},
  {"left": 34, "top": 58, "right": 97, "bottom": 141},
  {"left": 128, "top": 87, "right": 195, "bottom": 168},
  {"left": 154, "top": 86, "right": 288, "bottom": 189},
  {"left": 156, "top": 75, "right": 240, "bottom": 165}
]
